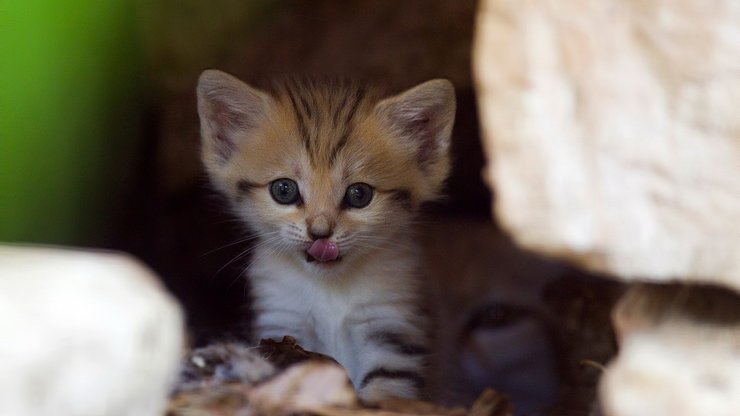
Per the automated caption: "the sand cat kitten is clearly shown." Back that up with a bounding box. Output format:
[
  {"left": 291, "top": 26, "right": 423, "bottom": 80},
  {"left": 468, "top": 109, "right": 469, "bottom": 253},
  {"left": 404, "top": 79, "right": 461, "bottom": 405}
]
[{"left": 196, "top": 70, "right": 455, "bottom": 403}]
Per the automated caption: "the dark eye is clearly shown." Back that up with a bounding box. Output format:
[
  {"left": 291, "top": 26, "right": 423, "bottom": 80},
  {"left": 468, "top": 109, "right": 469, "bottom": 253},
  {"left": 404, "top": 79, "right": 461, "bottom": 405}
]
[
  {"left": 270, "top": 178, "right": 300, "bottom": 205},
  {"left": 344, "top": 182, "right": 374, "bottom": 208}
]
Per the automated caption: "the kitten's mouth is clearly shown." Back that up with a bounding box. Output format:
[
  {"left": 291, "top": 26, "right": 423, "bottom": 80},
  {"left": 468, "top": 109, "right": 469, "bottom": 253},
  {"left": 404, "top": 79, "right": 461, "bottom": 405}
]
[
  {"left": 305, "top": 253, "right": 342, "bottom": 264},
  {"left": 305, "top": 239, "right": 341, "bottom": 264}
]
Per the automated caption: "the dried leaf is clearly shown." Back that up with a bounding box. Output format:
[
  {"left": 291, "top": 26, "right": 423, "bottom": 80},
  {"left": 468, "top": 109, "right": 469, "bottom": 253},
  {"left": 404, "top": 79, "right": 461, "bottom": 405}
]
[
  {"left": 248, "top": 360, "right": 357, "bottom": 414},
  {"left": 469, "top": 389, "right": 513, "bottom": 416}
]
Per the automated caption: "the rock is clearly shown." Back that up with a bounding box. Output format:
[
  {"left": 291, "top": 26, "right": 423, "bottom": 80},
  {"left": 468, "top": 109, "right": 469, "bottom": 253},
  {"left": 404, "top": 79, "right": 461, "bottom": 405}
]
[
  {"left": 601, "top": 284, "right": 740, "bottom": 416},
  {"left": 0, "top": 246, "right": 184, "bottom": 416},
  {"left": 474, "top": 0, "right": 740, "bottom": 290},
  {"left": 600, "top": 324, "right": 740, "bottom": 416}
]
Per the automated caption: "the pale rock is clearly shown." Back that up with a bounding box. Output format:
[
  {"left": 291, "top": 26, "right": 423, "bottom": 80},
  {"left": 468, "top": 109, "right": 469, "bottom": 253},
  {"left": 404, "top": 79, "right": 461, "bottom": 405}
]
[
  {"left": 0, "top": 246, "right": 184, "bottom": 416},
  {"left": 602, "top": 284, "right": 740, "bottom": 416},
  {"left": 600, "top": 325, "right": 740, "bottom": 416},
  {"left": 473, "top": 0, "right": 740, "bottom": 289}
]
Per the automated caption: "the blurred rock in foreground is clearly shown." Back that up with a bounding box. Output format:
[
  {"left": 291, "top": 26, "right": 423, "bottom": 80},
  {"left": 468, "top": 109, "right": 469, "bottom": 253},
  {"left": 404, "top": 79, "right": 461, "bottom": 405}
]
[
  {"left": 0, "top": 246, "right": 184, "bottom": 416},
  {"left": 474, "top": 0, "right": 740, "bottom": 290},
  {"left": 601, "top": 284, "right": 740, "bottom": 416}
]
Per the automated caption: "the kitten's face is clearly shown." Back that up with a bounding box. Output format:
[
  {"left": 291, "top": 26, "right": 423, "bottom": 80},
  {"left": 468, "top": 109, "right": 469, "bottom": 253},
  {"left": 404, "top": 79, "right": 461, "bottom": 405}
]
[{"left": 197, "top": 72, "right": 455, "bottom": 274}]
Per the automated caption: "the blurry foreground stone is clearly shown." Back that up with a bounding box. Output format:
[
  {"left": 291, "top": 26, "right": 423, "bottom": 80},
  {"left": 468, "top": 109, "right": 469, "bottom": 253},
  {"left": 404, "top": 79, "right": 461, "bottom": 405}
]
[
  {"left": 601, "top": 325, "right": 740, "bottom": 416},
  {"left": 601, "top": 284, "right": 740, "bottom": 416},
  {"left": 474, "top": 0, "right": 740, "bottom": 290},
  {"left": 474, "top": 1, "right": 740, "bottom": 414},
  {"left": 0, "top": 245, "right": 184, "bottom": 416}
]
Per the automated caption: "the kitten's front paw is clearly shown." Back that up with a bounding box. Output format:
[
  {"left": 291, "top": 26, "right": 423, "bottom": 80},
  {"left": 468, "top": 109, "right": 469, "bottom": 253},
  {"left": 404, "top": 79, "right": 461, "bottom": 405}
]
[
  {"left": 357, "top": 372, "right": 422, "bottom": 405},
  {"left": 177, "top": 342, "right": 275, "bottom": 391}
]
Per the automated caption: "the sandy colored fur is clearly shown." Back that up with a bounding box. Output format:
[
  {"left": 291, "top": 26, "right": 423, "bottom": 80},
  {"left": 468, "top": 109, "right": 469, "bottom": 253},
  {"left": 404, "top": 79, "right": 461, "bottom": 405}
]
[
  {"left": 197, "top": 70, "right": 455, "bottom": 402},
  {"left": 208, "top": 80, "right": 445, "bottom": 209}
]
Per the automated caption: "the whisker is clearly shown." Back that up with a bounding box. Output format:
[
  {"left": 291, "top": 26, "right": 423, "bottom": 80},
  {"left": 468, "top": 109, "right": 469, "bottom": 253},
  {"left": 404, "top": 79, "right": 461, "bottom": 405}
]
[
  {"left": 210, "top": 235, "right": 283, "bottom": 281},
  {"left": 200, "top": 230, "right": 281, "bottom": 257}
]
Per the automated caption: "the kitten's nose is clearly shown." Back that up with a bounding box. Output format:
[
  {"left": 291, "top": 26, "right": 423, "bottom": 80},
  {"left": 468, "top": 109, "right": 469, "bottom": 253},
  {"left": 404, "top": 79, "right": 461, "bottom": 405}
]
[
  {"left": 307, "top": 214, "right": 334, "bottom": 241},
  {"left": 309, "top": 230, "right": 333, "bottom": 241}
]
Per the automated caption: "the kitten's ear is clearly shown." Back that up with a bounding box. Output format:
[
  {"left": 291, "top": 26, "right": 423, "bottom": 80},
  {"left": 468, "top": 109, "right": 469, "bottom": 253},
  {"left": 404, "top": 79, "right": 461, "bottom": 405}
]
[
  {"left": 197, "top": 69, "right": 270, "bottom": 163},
  {"left": 376, "top": 79, "right": 456, "bottom": 184}
]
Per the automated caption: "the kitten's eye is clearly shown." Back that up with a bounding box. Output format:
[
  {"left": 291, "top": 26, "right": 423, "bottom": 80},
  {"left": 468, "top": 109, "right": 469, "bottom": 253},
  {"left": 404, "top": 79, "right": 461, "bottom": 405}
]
[
  {"left": 344, "top": 182, "right": 374, "bottom": 209},
  {"left": 270, "top": 178, "right": 300, "bottom": 205}
]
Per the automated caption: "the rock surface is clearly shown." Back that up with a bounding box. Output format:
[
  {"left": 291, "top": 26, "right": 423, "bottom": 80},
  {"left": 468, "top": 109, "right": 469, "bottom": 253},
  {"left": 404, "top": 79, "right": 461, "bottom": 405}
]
[
  {"left": 0, "top": 246, "right": 184, "bottom": 416},
  {"left": 601, "top": 284, "right": 740, "bottom": 416},
  {"left": 474, "top": 0, "right": 740, "bottom": 289},
  {"left": 600, "top": 324, "right": 740, "bottom": 416}
]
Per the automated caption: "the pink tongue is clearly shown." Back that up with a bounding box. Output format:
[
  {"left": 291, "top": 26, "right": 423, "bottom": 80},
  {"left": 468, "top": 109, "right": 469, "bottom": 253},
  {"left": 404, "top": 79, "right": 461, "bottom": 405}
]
[{"left": 307, "top": 239, "right": 340, "bottom": 262}]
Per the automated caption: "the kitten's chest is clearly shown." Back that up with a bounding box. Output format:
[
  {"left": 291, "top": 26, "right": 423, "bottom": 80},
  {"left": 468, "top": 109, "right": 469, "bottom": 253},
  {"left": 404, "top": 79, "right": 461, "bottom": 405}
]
[
  {"left": 248, "top": 253, "right": 419, "bottom": 358},
  {"left": 249, "top": 261, "right": 363, "bottom": 352}
]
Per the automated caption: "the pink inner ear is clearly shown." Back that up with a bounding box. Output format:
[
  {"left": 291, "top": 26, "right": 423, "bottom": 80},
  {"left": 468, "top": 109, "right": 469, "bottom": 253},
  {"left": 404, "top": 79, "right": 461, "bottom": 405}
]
[
  {"left": 210, "top": 100, "right": 243, "bottom": 158},
  {"left": 213, "top": 102, "right": 238, "bottom": 137},
  {"left": 214, "top": 133, "right": 237, "bottom": 160},
  {"left": 397, "top": 109, "right": 437, "bottom": 165}
]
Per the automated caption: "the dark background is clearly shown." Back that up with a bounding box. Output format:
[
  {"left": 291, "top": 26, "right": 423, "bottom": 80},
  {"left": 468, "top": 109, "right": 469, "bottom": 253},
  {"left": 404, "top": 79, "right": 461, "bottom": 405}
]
[{"left": 119, "top": 0, "right": 491, "bottom": 342}]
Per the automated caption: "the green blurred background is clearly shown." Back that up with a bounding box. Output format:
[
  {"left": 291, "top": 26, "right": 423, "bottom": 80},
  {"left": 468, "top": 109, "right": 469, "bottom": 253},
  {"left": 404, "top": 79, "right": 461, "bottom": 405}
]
[
  {"left": 0, "top": 0, "right": 278, "bottom": 246},
  {"left": 0, "top": 0, "right": 142, "bottom": 245}
]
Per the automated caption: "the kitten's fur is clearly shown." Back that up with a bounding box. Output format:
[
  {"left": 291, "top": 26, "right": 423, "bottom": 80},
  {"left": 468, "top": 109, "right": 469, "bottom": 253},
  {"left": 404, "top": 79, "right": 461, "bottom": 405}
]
[{"left": 196, "top": 70, "right": 455, "bottom": 403}]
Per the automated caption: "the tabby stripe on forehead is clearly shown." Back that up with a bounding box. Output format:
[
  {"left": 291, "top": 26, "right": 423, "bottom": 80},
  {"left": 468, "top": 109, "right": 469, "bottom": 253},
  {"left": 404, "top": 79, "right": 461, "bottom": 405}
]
[
  {"left": 360, "top": 367, "right": 424, "bottom": 389},
  {"left": 330, "top": 86, "right": 365, "bottom": 163},
  {"left": 368, "top": 331, "right": 429, "bottom": 356},
  {"left": 286, "top": 87, "right": 311, "bottom": 150},
  {"left": 297, "top": 87, "right": 314, "bottom": 120},
  {"left": 332, "top": 90, "right": 350, "bottom": 126}
]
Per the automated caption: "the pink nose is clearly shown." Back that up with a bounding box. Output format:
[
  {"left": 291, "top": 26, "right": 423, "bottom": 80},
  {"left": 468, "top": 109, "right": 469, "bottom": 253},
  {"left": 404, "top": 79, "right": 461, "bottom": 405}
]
[
  {"left": 307, "top": 213, "right": 335, "bottom": 241},
  {"left": 307, "top": 239, "right": 340, "bottom": 262}
]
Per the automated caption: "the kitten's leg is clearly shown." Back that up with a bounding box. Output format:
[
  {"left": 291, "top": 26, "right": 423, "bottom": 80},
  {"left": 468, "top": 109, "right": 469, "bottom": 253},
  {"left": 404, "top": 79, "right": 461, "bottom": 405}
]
[
  {"left": 253, "top": 308, "right": 314, "bottom": 347},
  {"left": 344, "top": 308, "right": 429, "bottom": 403}
]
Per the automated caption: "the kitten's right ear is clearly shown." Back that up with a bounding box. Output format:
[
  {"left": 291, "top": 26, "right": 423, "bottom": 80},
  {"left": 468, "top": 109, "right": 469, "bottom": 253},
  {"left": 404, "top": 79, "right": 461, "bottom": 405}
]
[{"left": 197, "top": 69, "right": 270, "bottom": 163}]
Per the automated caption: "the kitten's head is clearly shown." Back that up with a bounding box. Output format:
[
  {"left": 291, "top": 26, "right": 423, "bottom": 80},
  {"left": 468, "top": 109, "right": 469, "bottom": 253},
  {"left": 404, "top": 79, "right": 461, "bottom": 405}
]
[{"left": 197, "top": 70, "right": 455, "bottom": 274}]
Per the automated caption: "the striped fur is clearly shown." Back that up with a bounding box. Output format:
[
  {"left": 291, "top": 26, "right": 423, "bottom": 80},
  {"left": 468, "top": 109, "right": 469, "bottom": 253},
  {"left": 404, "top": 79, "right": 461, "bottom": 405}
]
[{"left": 196, "top": 70, "right": 455, "bottom": 403}]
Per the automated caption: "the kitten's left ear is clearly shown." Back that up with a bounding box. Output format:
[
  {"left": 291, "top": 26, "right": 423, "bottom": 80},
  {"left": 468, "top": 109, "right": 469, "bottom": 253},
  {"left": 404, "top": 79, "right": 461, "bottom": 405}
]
[
  {"left": 376, "top": 79, "right": 456, "bottom": 187},
  {"left": 197, "top": 69, "right": 271, "bottom": 165}
]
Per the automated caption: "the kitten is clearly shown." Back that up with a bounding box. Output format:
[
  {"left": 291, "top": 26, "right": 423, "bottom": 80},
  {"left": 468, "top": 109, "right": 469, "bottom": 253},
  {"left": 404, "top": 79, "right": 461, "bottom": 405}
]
[{"left": 196, "top": 70, "right": 455, "bottom": 403}]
